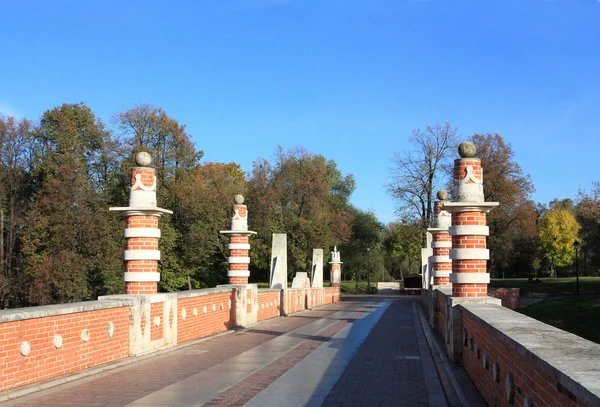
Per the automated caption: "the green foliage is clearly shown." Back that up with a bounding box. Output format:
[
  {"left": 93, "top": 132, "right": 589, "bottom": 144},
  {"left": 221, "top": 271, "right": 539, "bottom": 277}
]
[
  {"left": 247, "top": 147, "right": 355, "bottom": 281},
  {"left": 538, "top": 208, "right": 581, "bottom": 269},
  {"left": 383, "top": 222, "right": 422, "bottom": 279},
  {"left": 470, "top": 134, "right": 538, "bottom": 278}
]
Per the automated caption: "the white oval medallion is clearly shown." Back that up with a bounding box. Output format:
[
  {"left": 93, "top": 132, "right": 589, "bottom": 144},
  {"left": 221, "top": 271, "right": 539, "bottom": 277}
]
[
  {"left": 19, "top": 341, "right": 31, "bottom": 356},
  {"left": 53, "top": 334, "right": 63, "bottom": 349}
]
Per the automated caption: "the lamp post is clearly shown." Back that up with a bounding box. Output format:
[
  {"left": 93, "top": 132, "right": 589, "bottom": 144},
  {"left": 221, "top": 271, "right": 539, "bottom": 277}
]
[
  {"left": 355, "top": 266, "right": 359, "bottom": 295},
  {"left": 574, "top": 241, "right": 580, "bottom": 296},
  {"left": 366, "top": 247, "right": 371, "bottom": 294}
]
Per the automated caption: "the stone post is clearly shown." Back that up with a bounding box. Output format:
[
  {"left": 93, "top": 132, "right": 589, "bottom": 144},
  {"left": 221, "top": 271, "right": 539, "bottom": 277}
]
[
  {"left": 220, "top": 195, "right": 257, "bottom": 285},
  {"left": 329, "top": 246, "right": 342, "bottom": 288},
  {"left": 110, "top": 152, "right": 172, "bottom": 295},
  {"left": 429, "top": 190, "right": 452, "bottom": 288},
  {"left": 443, "top": 142, "right": 498, "bottom": 297}
]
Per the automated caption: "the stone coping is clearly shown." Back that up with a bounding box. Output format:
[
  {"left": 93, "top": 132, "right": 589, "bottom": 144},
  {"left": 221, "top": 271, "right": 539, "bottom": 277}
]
[
  {"left": 433, "top": 286, "right": 453, "bottom": 296},
  {"left": 0, "top": 299, "right": 134, "bottom": 323},
  {"left": 177, "top": 286, "right": 236, "bottom": 299},
  {"left": 460, "top": 303, "right": 600, "bottom": 406},
  {"left": 257, "top": 288, "right": 281, "bottom": 293}
]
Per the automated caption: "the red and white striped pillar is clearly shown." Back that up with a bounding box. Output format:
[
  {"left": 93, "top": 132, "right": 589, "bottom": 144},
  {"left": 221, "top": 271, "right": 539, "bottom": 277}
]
[
  {"left": 110, "top": 152, "right": 172, "bottom": 295},
  {"left": 442, "top": 142, "right": 498, "bottom": 298},
  {"left": 329, "top": 247, "right": 342, "bottom": 288},
  {"left": 428, "top": 190, "right": 452, "bottom": 287},
  {"left": 220, "top": 195, "right": 256, "bottom": 285}
]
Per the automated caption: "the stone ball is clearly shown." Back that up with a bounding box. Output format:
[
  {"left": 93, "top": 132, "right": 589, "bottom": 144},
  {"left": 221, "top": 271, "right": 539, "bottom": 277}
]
[
  {"left": 135, "top": 152, "right": 152, "bottom": 167},
  {"left": 458, "top": 142, "right": 476, "bottom": 158},
  {"left": 234, "top": 194, "right": 245, "bottom": 204},
  {"left": 437, "top": 190, "right": 448, "bottom": 201}
]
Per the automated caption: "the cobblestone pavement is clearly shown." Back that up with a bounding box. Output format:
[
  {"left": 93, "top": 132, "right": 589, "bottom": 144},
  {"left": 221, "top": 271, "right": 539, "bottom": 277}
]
[
  {"left": 0, "top": 297, "right": 451, "bottom": 407},
  {"left": 322, "top": 299, "right": 431, "bottom": 407}
]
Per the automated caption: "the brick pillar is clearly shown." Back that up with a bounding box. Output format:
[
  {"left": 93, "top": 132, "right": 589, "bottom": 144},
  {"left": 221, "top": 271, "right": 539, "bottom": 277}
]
[
  {"left": 220, "top": 195, "right": 256, "bottom": 285},
  {"left": 110, "top": 152, "right": 172, "bottom": 295},
  {"left": 428, "top": 191, "right": 452, "bottom": 287},
  {"left": 329, "top": 246, "right": 342, "bottom": 288},
  {"left": 442, "top": 142, "right": 498, "bottom": 298}
]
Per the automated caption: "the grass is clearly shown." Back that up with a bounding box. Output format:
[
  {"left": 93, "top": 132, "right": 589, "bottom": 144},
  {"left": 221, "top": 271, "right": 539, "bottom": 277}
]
[
  {"left": 518, "top": 296, "right": 600, "bottom": 345},
  {"left": 340, "top": 280, "right": 374, "bottom": 295},
  {"left": 490, "top": 277, "right": 600, "bottom": 298}
]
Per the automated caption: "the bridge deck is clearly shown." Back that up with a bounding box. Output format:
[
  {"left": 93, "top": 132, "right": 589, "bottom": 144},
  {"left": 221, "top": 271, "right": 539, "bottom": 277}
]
[{"left": 0, "top": 297, "right": 482, "bottom": 407}]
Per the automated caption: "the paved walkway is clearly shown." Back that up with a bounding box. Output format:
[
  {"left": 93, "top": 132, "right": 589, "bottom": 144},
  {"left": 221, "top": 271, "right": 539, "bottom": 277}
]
[{"left": 0, "top": 297, "right": 476, "bottom": 407}]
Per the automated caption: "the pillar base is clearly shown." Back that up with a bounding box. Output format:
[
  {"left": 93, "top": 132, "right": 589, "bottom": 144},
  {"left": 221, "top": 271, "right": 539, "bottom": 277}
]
[{"left": 228, "top": 277, "right": 249, "bottom": 285}]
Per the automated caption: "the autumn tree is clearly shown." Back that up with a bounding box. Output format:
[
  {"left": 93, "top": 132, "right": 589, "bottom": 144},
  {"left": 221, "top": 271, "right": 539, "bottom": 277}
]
[
  {"left": 576, "top": 183, "right": 600, "bottom": 275},
  {"left": 538, "top": 207, "right": 581, "bottom": 277},
  {"left": 247, "top": 147, "right": 355, "bottom": 281},
  {"left": 113, "top": 105, "right": 203, "bottom": 292},
  {"left": 470, "top": 134, "right": 538, "bottom": 278},
  {"left": 388, "top": 122, "right": 459, "bottom": 243},
  {"left": 172, "top": 162, "right": 247, "bottom": 289},
  {"left": 0, "top": 115, "right": 32, "bottom": 307},
  {"left": 22, "top": 103, "right": 124, "bottom": 305}
]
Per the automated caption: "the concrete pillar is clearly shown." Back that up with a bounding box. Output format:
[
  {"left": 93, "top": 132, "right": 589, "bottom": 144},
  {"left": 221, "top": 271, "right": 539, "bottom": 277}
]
[
  {"left": 311, "top": 249, "right": 324, "bottom": 288},
  {"left": 442, "top": 142, "right": 498, "bottom": 298},
  {"left": 220, "top": 195, "right": 257, "bottom": 285},
  {"left": 329, "top": 246, "right": 342, "bottom": 288},
  {"left": 429, "top": 190, "right": 452, "bottom": 288},
  {"left": 110, "top": 152, "right": 172, "bottom": 295}
]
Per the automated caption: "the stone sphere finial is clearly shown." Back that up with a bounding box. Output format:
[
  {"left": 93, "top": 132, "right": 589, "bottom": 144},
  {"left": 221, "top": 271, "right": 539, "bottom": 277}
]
[
  {"left": 234, "top": 194, "right": 245, "bottom": 204},
  {"left": 135, "top": 152, "right": 152, "bottom": 167},
  {"left": 458, "top": 142, "right": 476, "bottom": 158},
  {"left": 437, "top": 190, "right": 448, "bottom": 201}
]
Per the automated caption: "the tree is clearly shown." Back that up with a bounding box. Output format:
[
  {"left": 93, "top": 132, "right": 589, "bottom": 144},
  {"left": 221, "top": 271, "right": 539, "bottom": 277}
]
[
  {"left": 470, "top": 134, "right": 537, "bottom": 278},
  {"left": 0, "top": 115, "right": 32, "bottom": 307},
  {"left": 388, "top": 122, "right": 459, "bottom": 243},
  {"left": 339, "top": 209, "right": 384, "bottom": 281},
  {"left": 383, "top": 222, "right": 422, "bottom": 279},
  {"left": 247, "top": 147, "right": 355, "bottom": 281},
  {"left": 576, "top": 183, "right": 600, "bottom": 275},
  {"left": 173, "top": 162, "right": 247, "bottom": 289},
  {"left": 538, "top": 207, "right": 581, "bottom": 276},
  {"left": 22, "top": 103, "right": 124, "bottom": 305},
  {"left": 113, "top": 105, "right": 204, "bottom": 292}
]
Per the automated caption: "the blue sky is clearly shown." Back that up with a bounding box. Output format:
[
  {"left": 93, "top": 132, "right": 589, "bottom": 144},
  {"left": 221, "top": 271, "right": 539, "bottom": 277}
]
[{"left": 1, "top": 0, "right": 599, "bottom": 223}]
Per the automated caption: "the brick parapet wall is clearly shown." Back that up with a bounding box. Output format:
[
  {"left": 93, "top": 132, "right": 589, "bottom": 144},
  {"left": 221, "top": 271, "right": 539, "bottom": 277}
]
[
  {"left": 460, "top": 303, "right": 600, "bottom": 407},
  {"left": 0, "top": 285, "right": 341, "bottom": 395},
  {"left": 177, "top": 289, "right": 236, "bottom": 344},
  {"left": 257, "top": 290, "right": 281, "bottom": 322},
  {"left": 487, "top": 288, "right": 520, "bottom": 309},
  {"left": 0, "top": 300, "right": 131, "bottom": 393}
]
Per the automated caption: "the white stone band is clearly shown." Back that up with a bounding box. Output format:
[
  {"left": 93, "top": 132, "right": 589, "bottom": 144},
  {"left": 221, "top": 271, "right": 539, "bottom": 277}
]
[
  {"left": 450, "top": 273, "right": 490, "bottom": 284},
  {"left": 124, "top": 250, "right": 161, "bottom": 261},
  {"left": 124, "top": 272, "right": 160, "bottom": 282},
  {"left": 128, "top": 190, "right": 157, "bottom": 208},
  {"left": 431, "top": 270, "right": 451, "bottom": 277},
  {"left": 430, "top": 255, "right": 451, "bottom": 263},
  {"left": 124, "top": 228, "right": 161, "bottom": 238},
  {"left": 449, "top": 249, "right": 489, "bottom": 260},
  {"left": 228, "top": 256, "right": 251, "bottom": 264},
  {"left": 449, "top": 226, "right": 489, "bottom": 236},
  {"left": 431, "top": 241, "right": 452, "bottom": 248},
  {"left": 227, "top": 270, "right": 250, "bottom": 277},
  {"left": 228, "top": 243, "right": 251, "bottom": 250}
]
